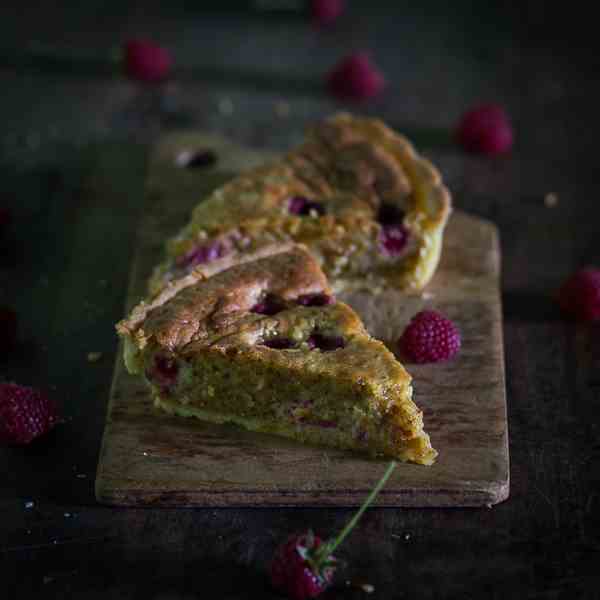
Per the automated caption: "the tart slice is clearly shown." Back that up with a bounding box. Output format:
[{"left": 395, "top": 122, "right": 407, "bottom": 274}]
[
  {"left": 149, "top": 113, "right": 451, "bottom": 296},
  {"left": 118, "top": 246, "right": 437, "bottom": 465}
]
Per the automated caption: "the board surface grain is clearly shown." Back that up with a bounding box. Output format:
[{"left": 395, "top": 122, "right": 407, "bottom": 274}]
[{"left": 95, "top": 132, "right": 509, "bottom": 507}]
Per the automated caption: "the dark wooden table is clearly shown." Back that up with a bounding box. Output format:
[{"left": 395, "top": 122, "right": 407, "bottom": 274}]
[{"left": 1, "top": 2, "right": 598, "bottom": 598}]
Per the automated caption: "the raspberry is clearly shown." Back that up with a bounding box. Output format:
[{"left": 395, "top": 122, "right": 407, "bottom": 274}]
[
  {"left": 296, "top": 293, "right": 334, "bottom": 307},
  {"left": 379, "top": 224, "right": 409, "bottom": 257},
  {"left": 288, "top": 196, "right": 325, "bottom": 217},
  {"left": 123, "top": 39, "right": 172, "bottom": 83},
  {"left": 327, "top": 52, "right": 386, "bottom": 101},
  {"left": 0, "top": 306, "right": 18, "bottom": 355},
  {"left": 251, "top": 294, "right": 286, "bottom": 316},
  {"left": 307, "top": 333, "right": 345, "bottom": 352},
  {"left": 269, "top": 462, "right": 397, "bottom": 599},
  {"left": 557, "top": 267, "right": 600, "bottom": 321},
  {"left": 456, "top": 104, "right": 513, "bottom": 155},
  {"left": 399, "top": 310, "right": 461, "bottom": 363},
  {"left": 270, "top": 532, "right": 334, "bottom": 600},
  {"left": 310, "top": 0, "right": 345, "bottom": 27},
  {"left": 0, "top": 383, "right": 59, "bottom": 445}
]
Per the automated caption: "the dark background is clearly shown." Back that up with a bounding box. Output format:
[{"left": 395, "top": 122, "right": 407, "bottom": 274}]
[{"left": 1, "top": 2, "right": 599, "bottom": 598}]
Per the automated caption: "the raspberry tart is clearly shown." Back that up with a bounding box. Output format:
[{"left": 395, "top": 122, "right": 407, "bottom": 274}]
[
  {"left": 118, "top": 246, "right": 437, "bottom": 465},
  {"left": 149, "top": 113, "right": 451, "bottom": 296}
]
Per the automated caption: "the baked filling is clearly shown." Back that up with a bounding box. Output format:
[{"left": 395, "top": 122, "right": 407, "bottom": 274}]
[
  {"left": 148, "top": 113, "right": 451, "bottom": 296},
  {"left": 118, "top": 246, "right": 437, "bottom": 465}
]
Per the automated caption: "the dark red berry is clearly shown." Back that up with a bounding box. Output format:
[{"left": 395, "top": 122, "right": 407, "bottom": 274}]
[
  {"left": 307, "top": 333, "right": 345, "bottom": 352},
  {"left": 377, "top": 204, "right": 405, "bottom": 226},
  {"left": 124, "top": 39, "right": 172, "bottom": 83},
  {"left": 296, "top": 293, "right": 334, "bottom": 307},
  {"left": 251, "top": 295, "right": 286, "bottom": 316},
  {"left": 146, "top": 354, "right": 179, "bottom": 392},
  {"left": 379, "top": 224, "right": 409, "bottom": 257},
  {"left": 399, "top": 310, "right": 461, "bottom": 363},
  {"left": 288, "top": 196, "right": 325, "bottom": 217},
  {"left": 327, "top": 52, "right": 386, "bottom": 101},
  {"left": 0, "top": 306, "right": 18, "bottom": 355},
  {"left": 176, "top": 240, "right": 229, "bottom": 268},
  {"left": 261, "top": 338, "right": 296, "bottom": 350},
  {"left": 456, "top": 104, "right": 514, "bottom": 155},
  {"left": 310, "top": 0, "right": 345, "bottom": 27},
  {"left": 270, "top": 532, "right": 334, "bottom": 600},
  {"left": 557, "top": 267, "right": 600, "bottom": 321},
  {"left": 0, "top": 383, "right": 59, "bottom": 445}
]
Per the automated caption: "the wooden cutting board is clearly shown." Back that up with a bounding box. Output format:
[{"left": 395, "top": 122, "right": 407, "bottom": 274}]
[{"left": 95, "top": 132, "right": 509, "bottom": 508}]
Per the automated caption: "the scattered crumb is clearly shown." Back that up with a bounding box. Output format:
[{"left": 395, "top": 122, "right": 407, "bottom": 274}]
[
  {"left": 391, "top": 533, "right": 401, "bottom": 539},
  {"left": 544, "top": 192, "right": 559, "bottom": 207},
  {"left": 142, "top": 451, "right": 149, "bottom": 456},
  {"left": 25, "top": 501, "right": 34, "bottom": 509},
  {"left": 361, "top": 583, "right": 375, "bottom": 594},
  {"left": 76, "top": 473, "right": 87, "bottom": 479},
  {"left": 274, "top": 101, "right": 291, "bottom": 118},
  {"left": 421, "top": 291, "right": 435, "bottom": 301},
  {"left": 218, "top": 97, "right": 234, "bottom": 116},
  {"left": 43, "top": 576, "right": 54, "bottom": 585},
  {"left": 404, "top": 533, "right": 411, "bottom": 540},
  {"left": 87, "top": 352, "right": 102, "bottom": 363},
  {"left": 63, "top": 512, "right": 72, "bottom": 518}
]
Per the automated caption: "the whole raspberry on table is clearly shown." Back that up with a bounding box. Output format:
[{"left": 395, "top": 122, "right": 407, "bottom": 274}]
[
  {"left": 399, "top": 310, "right": 461, "bottom": 363},
  {"left": 0, "top": 383, "right": 59, "bottom": 445},
  {"left": 557, "top": 267, "right": 600, "bottom": 321},
  {"left": 310, "top": 0, "right": 345, "bottom": 27},
  {"left": 456, "top": 104, "right": 514, "bottom": 155},
  {"left": 327, "top": 52, "right": 386, "bottom": 101},
  {"left": 270, "top": 462, "right": 396, "bottom": 600},
  {"left": 123, "top": 39, "right": 172, "bottom": 83}
]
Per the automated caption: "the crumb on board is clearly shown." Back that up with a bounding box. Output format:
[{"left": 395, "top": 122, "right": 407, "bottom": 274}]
[
  {"left": 361, "top": 583, "right": 375, "bottom": 593},
  {"left": 87, "top": 352, "right": 102, "bottom": 363},
  {"left": 544, "top": 192, "right": 559, "bottom": 207},
  {"left": 218, "top": 97, "right": 234, "bottom": 116}
]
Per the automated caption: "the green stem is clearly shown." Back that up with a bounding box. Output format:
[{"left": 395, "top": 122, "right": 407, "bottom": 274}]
[{"left": 319, "top": 460, "right": 397, "bottom": 560}]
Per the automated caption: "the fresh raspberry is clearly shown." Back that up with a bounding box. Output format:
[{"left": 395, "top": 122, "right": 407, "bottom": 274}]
[
  {"left": 557, "top": 267, "right": 600, "bottom": 321},
  {"left": 0, "top": 306, "right": 18, "bottom": 355},
  {"left": 399, "top": 310, "right": 461, "bottom": 363},
  {"left": 0, "top": 383, "right": 59, "bottom": 445},
  {"left": 327, "top": 52, "right": 386, "bottom": 101},
  {"left": 456, "top": 104, "right": 513, "bottom": 155},
  {"left": 270, "top": 532, "right": 334, "bottom": 600},
  {"left": 310, "top": 0, "right": 345, "bottom": 27},
  {"left": 124, "top": 39, "right": 172, "bottom": 83},
  {"left": 269, "top": 462, "right": 397, "bottom": 599}
]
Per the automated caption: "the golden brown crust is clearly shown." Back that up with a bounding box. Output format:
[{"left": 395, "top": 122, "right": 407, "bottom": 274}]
[
  {"left": 121, "top": 245, "right": 333, "bottom": 353},
  {"left": 150, "top": 113, "right": 451, "bottom": 295}
]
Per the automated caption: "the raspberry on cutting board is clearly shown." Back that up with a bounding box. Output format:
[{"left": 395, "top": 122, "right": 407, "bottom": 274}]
[{"left": 399, "top": 310, "right": 461, "bottom": 364}]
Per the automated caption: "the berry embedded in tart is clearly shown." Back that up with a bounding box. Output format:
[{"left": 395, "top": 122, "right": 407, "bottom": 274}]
[
  {"left": 117, "top": 246, "right": 437, "bottom": 465},
  {"left": 148, "top": 113, "right": 451, "bottom": 296}
]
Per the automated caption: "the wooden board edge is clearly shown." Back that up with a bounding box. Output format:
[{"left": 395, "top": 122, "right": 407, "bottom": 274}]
[{"left": 94, "top": 477, "right": 510, "bottom": 509}]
